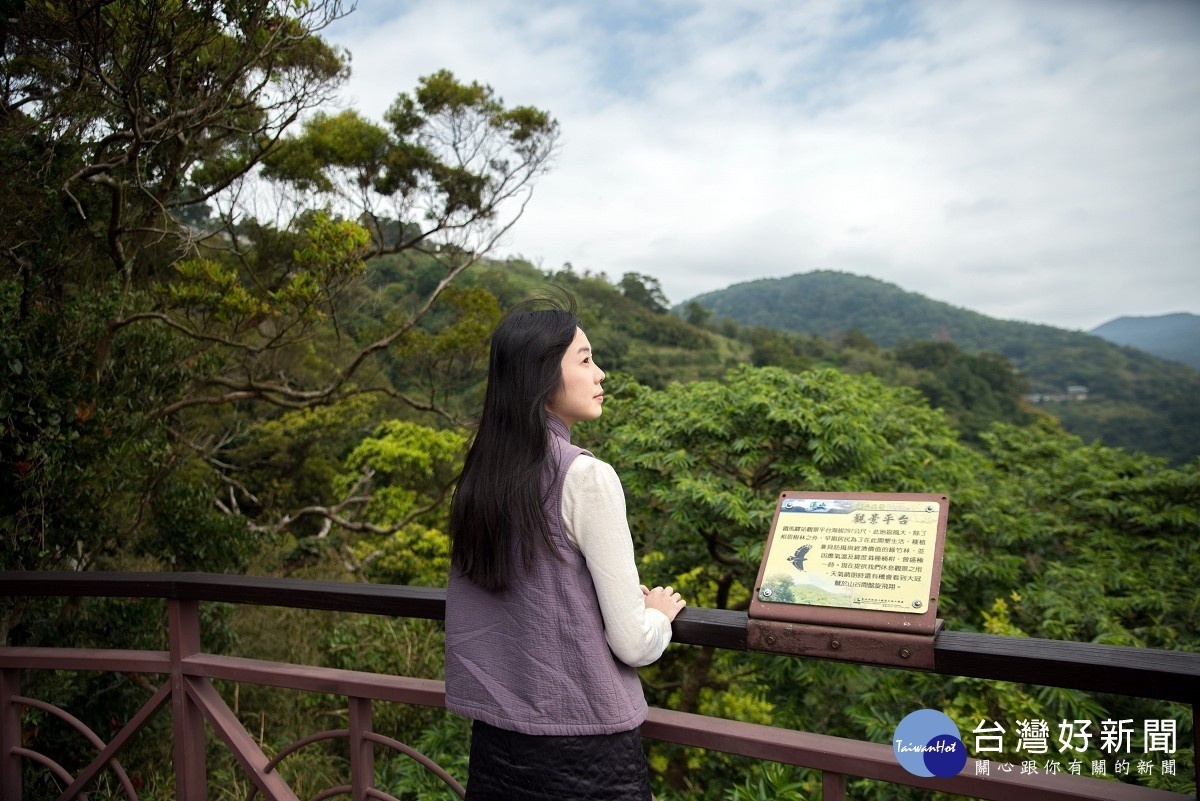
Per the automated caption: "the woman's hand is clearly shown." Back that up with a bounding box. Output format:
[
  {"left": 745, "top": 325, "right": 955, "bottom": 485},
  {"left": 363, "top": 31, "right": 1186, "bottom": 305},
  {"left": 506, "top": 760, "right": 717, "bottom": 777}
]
[{"left": 640, "top": 584, "right": 686, "bottom": 621}]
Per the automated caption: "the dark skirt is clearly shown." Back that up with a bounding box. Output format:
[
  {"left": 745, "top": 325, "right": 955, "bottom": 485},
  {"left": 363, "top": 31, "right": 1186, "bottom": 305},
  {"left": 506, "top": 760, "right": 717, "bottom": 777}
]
[{"left": 464, "top": 720, "right": 653, "bottom": 801}]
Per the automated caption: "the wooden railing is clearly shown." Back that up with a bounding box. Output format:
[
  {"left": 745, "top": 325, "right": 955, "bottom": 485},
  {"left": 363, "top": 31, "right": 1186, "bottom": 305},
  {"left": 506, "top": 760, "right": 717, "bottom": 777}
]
[{"left": 1, "top": 572, "right": 1196, "bottom": 800}]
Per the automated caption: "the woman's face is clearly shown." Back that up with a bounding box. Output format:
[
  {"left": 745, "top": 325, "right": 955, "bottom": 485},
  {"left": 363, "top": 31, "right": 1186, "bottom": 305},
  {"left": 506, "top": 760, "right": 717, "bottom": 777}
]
[{"left": 546, "top": 327, "right": 605, "bottom": 427}]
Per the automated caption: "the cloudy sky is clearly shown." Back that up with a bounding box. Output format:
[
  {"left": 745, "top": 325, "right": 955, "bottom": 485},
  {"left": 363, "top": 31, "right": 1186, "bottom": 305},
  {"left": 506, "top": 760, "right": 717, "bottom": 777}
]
[{"left": 323, "top": 0, "right": 1199, "bottom": 331}]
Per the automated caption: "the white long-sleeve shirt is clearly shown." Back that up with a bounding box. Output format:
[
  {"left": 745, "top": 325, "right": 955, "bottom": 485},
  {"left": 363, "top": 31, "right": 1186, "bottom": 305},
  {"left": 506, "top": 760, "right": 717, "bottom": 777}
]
[{"left": 559, "top": 455, "right": 673, "bottom": 667}]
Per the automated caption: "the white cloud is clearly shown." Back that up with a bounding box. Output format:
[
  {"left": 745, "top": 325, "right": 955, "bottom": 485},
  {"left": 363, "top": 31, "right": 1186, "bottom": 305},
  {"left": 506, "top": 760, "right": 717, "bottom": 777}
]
[{"left": 325, "top": 0, "right": 1200, "bottom": 330}]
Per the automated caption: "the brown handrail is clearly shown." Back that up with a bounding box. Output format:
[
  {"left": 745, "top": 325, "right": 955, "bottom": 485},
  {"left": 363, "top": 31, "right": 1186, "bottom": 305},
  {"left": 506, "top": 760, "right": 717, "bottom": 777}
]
[{"left": 2, "top": 571, "right": 1195, "bottom": 702}]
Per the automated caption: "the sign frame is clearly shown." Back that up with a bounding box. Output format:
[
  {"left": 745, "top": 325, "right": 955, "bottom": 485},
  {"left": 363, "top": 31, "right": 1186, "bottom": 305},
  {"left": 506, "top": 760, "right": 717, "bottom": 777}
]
[{"left": 747, "top": 491, "right": 949, "bottom": 667}]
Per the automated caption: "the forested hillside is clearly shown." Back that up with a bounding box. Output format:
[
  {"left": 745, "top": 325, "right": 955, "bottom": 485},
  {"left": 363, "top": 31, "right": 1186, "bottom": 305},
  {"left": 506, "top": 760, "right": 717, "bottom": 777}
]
[
  {"left": 685, "top": 271, "right": 1200, "bottom": 465},
  {"left": 1091, "top": 312, "right": 1200, "bottom": 371},
  {"left": 1, "top": 4, "right": 1195, "bottom": 799}
]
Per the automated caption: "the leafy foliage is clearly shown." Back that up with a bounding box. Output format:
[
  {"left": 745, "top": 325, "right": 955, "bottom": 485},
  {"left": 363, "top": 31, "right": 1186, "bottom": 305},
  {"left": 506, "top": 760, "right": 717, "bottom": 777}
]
[{"left": 892, "top": 340, "right": 1035, "bottom": 444}]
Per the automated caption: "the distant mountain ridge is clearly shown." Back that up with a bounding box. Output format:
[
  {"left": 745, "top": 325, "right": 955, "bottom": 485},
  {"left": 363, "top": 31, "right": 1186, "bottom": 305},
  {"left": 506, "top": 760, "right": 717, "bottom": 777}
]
[
  {"left": 684, "top": 270, "right": 1083, "bottom": 353},
  {"left": 682, "top": 270, "right": 1200, "bottom": 465},
  {"left": 1090, "top": 312, "right": 1200, "bottom": 371}
]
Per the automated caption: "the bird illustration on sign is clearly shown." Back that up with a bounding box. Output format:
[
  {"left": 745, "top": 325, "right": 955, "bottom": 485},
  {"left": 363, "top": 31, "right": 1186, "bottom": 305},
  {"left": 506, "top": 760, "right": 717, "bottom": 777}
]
[{"left": 787, "top": 544, "right": 811, "bottom": 572}]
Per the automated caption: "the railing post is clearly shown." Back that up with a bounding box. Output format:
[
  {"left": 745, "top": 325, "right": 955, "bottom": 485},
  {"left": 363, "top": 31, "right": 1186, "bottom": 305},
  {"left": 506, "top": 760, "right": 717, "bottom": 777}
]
[
  {"left": 822, "top": 771, "right": 846, "bottom": 801},
  {"left": 349, "top": 697, "right": 374, "bottom": 801},
  {"left": 1, "top": 668, "right": 21, "bottom": 801},
  {"left": 170, "top": 598, "right": 207, "bottom": 801}
]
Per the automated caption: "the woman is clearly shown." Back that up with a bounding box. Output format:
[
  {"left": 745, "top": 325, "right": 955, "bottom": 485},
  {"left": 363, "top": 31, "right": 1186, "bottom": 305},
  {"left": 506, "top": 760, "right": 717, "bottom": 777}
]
[{"left": 445, "top": 298, "right": 686, "bottom": 801}]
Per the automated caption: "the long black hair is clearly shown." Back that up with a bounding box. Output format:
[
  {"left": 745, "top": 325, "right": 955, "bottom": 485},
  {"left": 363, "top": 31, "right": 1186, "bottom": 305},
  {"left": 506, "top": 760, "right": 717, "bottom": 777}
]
[{"left": 449, "top": 295, "right": 580, "bottom": 592}]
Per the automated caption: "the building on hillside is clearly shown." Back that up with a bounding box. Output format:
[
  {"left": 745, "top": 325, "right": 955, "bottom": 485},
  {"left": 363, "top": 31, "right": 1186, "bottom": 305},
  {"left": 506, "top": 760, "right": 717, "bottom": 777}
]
[{"left": 1024, "top": 385, "right": 1089, "bottom": 403}]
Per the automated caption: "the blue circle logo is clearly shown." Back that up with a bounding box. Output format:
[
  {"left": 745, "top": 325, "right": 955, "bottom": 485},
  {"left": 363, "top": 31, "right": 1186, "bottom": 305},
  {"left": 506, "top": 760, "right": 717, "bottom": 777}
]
[{"left": 892, "top": 709, "right": 967, "bottom": 778}]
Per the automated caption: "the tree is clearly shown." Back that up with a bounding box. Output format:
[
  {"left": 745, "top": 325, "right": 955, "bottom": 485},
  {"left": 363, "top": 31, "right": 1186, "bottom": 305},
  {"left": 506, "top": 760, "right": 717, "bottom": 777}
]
[
  {"left": 682, "top": 299, "right": 713, "bottom": 327},
  {"left": 745, "top": 326, "right": 811, "bottom": 371},
  {"left": 839, "top": 328, "right": 878, "bottom": 352},
  {"left": 618, "top": 272, "right": 669, "bottom": 313},
  {"left": 263, "top": 69, "right": 558, "bottom": 265},
  {"left": 2, "top": 1, "right": 349, "bottom": 279},
  {"left": 0, "top": 1, "right": 558, "bottom": 624},
  {"left": 2, "top": 0, "right": 351, "bottom": 592},
  {"left": 893, "top": 340, "right": 1034, "bottom": 443}
]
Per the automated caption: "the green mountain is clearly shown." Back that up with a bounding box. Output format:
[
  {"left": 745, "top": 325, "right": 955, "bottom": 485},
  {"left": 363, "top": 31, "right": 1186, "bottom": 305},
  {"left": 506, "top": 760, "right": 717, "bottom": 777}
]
[
  {"left": 684, "top": 271, "right": 1200, "bottom": 465},
  {"left": 1091, "top": 312, "right": 1200, "bottom": 371}
]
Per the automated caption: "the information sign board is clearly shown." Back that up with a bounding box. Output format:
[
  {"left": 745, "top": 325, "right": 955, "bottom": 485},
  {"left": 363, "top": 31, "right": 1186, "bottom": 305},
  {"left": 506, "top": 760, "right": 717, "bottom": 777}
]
[{"left": 748, "top": 491, "right": 948, "bottom": 635}]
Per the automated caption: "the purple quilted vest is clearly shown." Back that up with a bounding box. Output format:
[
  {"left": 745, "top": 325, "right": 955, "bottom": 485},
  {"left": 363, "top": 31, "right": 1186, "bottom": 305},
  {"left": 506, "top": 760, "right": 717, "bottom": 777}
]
[{"left": 444, "top": 414, "right": 648, "bottom": 735}]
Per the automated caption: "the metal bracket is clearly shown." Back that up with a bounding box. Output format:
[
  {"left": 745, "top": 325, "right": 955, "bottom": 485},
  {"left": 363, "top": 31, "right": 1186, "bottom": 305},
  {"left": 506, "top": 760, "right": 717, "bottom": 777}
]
[{"left": 746, "top": 618, "right": 943, "bottom": 670}]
